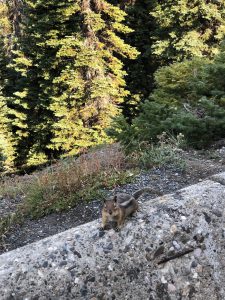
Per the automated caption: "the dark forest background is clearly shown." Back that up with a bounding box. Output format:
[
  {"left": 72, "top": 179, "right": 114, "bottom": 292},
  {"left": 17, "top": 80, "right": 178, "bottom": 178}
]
[{"left": 1, "top": 0, "right": 225, "bottom": 171}]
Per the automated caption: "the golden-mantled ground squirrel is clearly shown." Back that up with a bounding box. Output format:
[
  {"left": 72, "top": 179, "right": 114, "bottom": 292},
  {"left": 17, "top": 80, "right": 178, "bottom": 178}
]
[{"left": 101, "top": 187, "right": 162, "bottom": 230}]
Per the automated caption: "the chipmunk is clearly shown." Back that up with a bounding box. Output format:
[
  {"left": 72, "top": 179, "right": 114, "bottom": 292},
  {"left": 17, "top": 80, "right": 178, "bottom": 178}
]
[{"left": 101, "top": 187, "right": 162, "bottom": 230}]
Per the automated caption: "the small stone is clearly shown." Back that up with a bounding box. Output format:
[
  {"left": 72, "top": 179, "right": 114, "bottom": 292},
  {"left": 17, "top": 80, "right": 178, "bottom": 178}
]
[
  {"left": 168, "top": 283, "right": 176, "bottom": 293},
  {"left": 196, "top": 265, "right": 203, "bottom": 273},
  {"left": 161, "top": 276, "right": 167, "bottom": 284},
  {"left": 108, "top": 264, "right": 113, "bottom": 271},
  {"left": 75, "top": 278, "right": 80, "bottom": 284},
  {"left": 191, "top": 261, "right": 198, "bottom": 268},
  {"left": 145, "top": 276, "right": 150, "bottom": 284},
  {"left": 181, "top": 216, "right": 187, "bottom": 221},
  {"left": 42, "top": 261, "right": 48, "bottom": 268},
  {"left": 203, "top": 212, "right": 211, "bottom": 223},
  {"left": 113, "top": 258, "right": 119, "bottom": 264},
  {"left": 38, "top": 270, "right": 44, "bottom": 278},
  {"left": 193, "top": 233, "right": 204, "bottom": 243},
  {"left": 170, "top": 224, "right": 178, "bottom": 234},
  {"left": 172, "top": 241, "right": 181, "bottom": 250},
  {"left": 193, "top": 272, "right": 198, "bottom": 279},
  {"left": 168, "top": 246, "right": 175, "bottom": 256},
  {"left": 193, "top": 248, "right": 202, "bottom": 258},
  {"left": 145, "top": 253, "right": 151, "bottom": 261},
  {"left": 59, "top": 261, "right": 67, "bottom": 266},
  {"left": 87, "top": 276, "right": 95, "bottom": 282},
  {"left": 73, "top": 250, "right": 82, "bottom": 258}
]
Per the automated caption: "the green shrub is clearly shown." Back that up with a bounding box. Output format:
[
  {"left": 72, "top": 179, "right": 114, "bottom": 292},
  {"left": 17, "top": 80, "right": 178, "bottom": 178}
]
[
  {"left": 109, "top": 98, "right": 225, "bottom": 150},
  {"left": 108, "top": 54, "right": 225, "bottom": 150},
  {"left": 151, "top": 58, "right": 210, "bottom": 107},
  {"left": 138, "top": 133, "right": 186, "bottom": 169}
]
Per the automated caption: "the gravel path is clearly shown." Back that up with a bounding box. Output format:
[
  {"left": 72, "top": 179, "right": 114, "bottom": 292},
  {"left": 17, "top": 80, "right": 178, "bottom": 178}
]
[{"left": 1, "top": 148, "right": 225, "bottom": 254}]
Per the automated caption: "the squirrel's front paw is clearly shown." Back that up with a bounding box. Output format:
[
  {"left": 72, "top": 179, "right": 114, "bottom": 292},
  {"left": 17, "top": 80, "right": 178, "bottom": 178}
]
[{"left": 115, "top": 226, "right": 122, "bottom": 232}]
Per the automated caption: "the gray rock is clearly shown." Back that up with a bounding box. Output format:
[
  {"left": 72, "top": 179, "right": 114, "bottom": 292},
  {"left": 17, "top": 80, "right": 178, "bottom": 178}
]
[{"left": 0, "top": 175, "right": 225, "bottom": 299}]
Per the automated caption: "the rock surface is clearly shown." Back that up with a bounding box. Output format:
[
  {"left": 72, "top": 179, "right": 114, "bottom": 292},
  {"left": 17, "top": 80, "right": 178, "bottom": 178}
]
[{"left": 0, "top": 173, "right": 225, "bottom": 299}]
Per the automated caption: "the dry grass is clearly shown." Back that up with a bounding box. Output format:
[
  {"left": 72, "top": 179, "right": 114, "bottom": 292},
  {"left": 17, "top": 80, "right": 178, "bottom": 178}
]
[{"left": 0, "top": 144, "right": 136, "bottom": 223}]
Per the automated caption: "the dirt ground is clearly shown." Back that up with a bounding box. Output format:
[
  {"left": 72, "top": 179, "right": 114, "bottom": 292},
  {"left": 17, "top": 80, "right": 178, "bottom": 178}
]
[{"left": 1, "top": 147, "right": 225, "bottom": 255}]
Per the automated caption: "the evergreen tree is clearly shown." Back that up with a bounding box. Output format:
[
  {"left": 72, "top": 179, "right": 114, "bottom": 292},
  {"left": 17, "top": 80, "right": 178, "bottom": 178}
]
[
  {"left": 50, "top": 0, "right": 138, "bottom": 156},
  {"left": 201, "top": 42, "right": 225, "bottom": 103},
  {"left": 0, "top": 1, "right": 16, "bottom": 170},
  {"left": 115, "top": 0, "right": 156, "bottom": 119},
  {"left": 151, "top": 0, "right": 225, "bottom": 63},
  {"left": 6, "top": 0, "right": 74, "bottom": 166},
  {"left": 7, "top": 0, "right": 138, "bottom": 166}
]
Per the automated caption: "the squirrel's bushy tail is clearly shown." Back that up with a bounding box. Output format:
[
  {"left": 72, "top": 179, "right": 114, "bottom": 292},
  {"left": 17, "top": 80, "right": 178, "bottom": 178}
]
[{"left": 132, "top": 187, "right": 162, "bottom": 199}]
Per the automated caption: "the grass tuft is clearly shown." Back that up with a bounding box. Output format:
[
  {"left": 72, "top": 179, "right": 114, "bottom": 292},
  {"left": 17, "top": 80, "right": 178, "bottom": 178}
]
[{"left": 0, "top": 144, "right": 136, "bottom": 238}]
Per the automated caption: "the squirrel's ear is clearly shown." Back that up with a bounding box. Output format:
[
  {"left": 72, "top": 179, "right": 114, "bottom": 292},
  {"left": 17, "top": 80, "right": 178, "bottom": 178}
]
[{"left": 113, "top": 195, "right": 117, "bottom": 202}]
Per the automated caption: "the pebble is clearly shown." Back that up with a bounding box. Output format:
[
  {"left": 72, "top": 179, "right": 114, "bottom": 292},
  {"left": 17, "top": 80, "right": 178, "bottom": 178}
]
[
  {"left": 193, "top": 272, "right": 198, "bottom": 279},
  {"left": 222, "top": 230, "right": 225, "bottom": 238},
  {"left": 168, "top": 246, "right": 175, "bottom": 256},
  {"left": 108, "top": 264, "right": 113, "bottom": 271},
  {"left": 168, "top": 283, "right": 176, "bottom": 293},
  {"left": 170, "top": 224, "right": 178, "bottom": 234},
  {"left": 194, "top": 248, "right": 202, "bottom": 258},
  {"left": 191, "top": 260, "right": 198, "bottom": 268},
  {"left": 38, "top": 270, "right": 44, "bottom": 278},
  {"left": 42, "top": 261, "right": 48, "bottom": 268},
  {"left": 145, "top": 276, "right": 150, "bottom": 284},
  {"left": 161, "top": 276, "right": 167, "bottom": 284},
  {"left": 172, "top": 241, "right": 181, "bottom": 250},
  {"left": 196, "top": 265, "right": 203, "bottom": 273}
]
